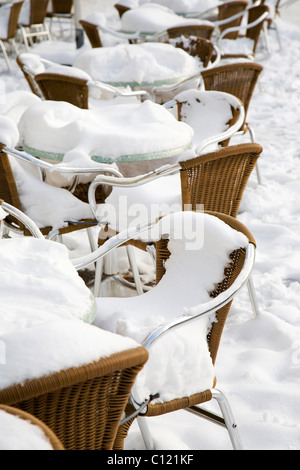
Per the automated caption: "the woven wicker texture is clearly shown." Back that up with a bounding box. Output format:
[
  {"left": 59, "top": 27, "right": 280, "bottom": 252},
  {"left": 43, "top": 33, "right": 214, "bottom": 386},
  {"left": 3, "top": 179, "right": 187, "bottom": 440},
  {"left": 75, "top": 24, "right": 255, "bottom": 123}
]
[
  {"left": 0, "top": 404, "right": 65, "bottom": 450},
  {"left": 167, "top": 24, "right": 215, "bottom": 40},
  {"left": 0, "top": 347, "right": 148, "bottom": 450},
  {"left": 167, "top": 36, "right": 215, "bottom": 67},
  {"left": 79, "top": 20, "right": 102, "bottom": 48},
  {"left": 217, "top": 0, "right": 248, "bottom": 39},
  {"left": 21, "top": 0, "right": 49, "bottom": 26},
  {"left": 0, "top": 151, "right": 97, "bottom": 236},
  {"left": 48, "top": 0, "right": 73, "bottom": 16},
  {"left": 179, "top": 143, "right": 262, "bottom": 217},
  {"left": 35, "top": 73, "right": 90, "bottom": 108},
  {"left": 201, "top": 61, "right": 263, "bottom": 130}
]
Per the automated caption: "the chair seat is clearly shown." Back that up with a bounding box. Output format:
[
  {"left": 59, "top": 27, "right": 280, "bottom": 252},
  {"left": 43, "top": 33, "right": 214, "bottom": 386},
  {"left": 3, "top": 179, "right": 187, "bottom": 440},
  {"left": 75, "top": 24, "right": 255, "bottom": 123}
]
[{"left": 219, "top": 37, "right": 255, "bottom": 57}]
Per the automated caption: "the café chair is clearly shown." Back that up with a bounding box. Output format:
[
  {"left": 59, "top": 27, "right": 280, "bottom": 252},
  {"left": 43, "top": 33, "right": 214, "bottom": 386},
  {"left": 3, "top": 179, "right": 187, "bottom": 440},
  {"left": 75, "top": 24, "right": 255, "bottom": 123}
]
[
  {"left": 201, "top": 61, "right": 263, "bottom": 183},
  {"left": 79, "top": 18, "right": 141, "bottom": 48},
  {"left": 89, "top": 142, "right": 262, "bottom": 317},
  {"left": 0, "top": 404, "right": 65, "bottom": 450},
  {"left": 46, "top": 0, "right": 73, "bottom": 38},
  {"left": 18, "top": 0, "right": 52, "bottom": 50},
  {"left": 166, "top": 36, "right": 220, "bottom": 68},
  {"left": 216, "top": 3, "right": 270, "bottom": 59},
  {"left": 0, "top": 1, "right": 23, "bottom": 72},
  {"left": 16, "top": 52, "right": 50, "bottom": 97},
  {"left": 0, "top": 319, "right": 148, "bottom": 450},
  {"left": 90, "top": 210, "right": 257, "bottom": 450}
]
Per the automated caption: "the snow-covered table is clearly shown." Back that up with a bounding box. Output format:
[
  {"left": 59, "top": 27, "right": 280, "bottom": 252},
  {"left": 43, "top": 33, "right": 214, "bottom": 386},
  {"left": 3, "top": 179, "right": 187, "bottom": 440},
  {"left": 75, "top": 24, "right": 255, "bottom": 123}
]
[
  {"left": 73, "top": 42, "right": 199, "bottom": 90},
  {"left": 18, "top": 98, "right": 193, "bottom": 165},
  {"left": 0, "top": 237, "right": 96, "bottom": 335}
]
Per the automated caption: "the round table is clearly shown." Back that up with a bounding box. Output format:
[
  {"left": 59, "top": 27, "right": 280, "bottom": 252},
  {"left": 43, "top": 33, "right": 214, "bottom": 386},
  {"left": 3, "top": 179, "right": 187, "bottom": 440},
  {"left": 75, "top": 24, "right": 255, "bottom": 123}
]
[{"left": 73, "top": 42, "right": 200, "bottom": 91}]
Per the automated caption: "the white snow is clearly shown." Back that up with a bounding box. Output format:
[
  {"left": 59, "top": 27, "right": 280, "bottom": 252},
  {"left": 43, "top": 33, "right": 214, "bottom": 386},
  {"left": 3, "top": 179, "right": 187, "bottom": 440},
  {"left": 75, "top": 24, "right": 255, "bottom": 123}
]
[{"left": 0, "top": 0, "right": 300, "bottom": 451}]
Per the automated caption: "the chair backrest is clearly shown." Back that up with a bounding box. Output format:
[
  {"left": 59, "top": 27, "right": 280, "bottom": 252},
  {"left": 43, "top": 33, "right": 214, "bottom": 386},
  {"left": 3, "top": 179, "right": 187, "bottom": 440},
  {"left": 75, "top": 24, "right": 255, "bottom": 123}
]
[
  {"left": 167, "top": 24, "right": 215, "bottom": 40},
  {"left": 167, "top": 36, "right": 215, "bottom": 68},
  {"left": 141, "top": 210, "right": 255, "bottom": 419},
  {"left": 0, "top": 151, "right": 25, "bottom": 231},
  {"left": 114, "top": 3, "right": 131, "bottom": 18},
  {"left": 218, "top": 0, "right": 249, "bottom": 38},
  {"left": 29, "top": 0, "right": 49, "bottom": 25},
  {"left": 16, "top": 54, "right": 45, "bottom": 97},
  {"left": 178, "top": 142, "right": 263, "bottom": 218},
  {"left": 34, "top": 73, "right": 90, "bottom": 108},
  {"left": 51, "top": 0, "right": 73, "bottom": 15},
  {"left": 79, "top": 19, "right": 102, "bottom": 48},
  {"left": 0, "top": 404, "right": 65, "bottom": 450},
  {"left": 1, "top": 1, "right": 23, "bottom": 41},
  {"left": 201, "top": 61, "right": 263, "bottom": 123},
  {"left": 0, "top": 339, "right": 148, "bottom": 450}
]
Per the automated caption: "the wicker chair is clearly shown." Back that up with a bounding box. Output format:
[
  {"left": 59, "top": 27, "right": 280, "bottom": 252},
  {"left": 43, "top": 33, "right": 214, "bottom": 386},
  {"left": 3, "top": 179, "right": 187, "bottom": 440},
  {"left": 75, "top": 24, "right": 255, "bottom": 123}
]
[
  {"left": 36, "top": 72, "right": 90, "bottom": 108},
  {"left": 16, "top": 53, "right": 45, "bottom": 97},
  {"left": 46, "top": 0, "right": 73, "bottom": 38},
  {"left": 79, "top": 18, "right": 140, "bottom": 47},
  {"left": 201, "top": 61, "right": 263, "bottom": 183},
  {"left": 217, "top": 4, "right": 270, "bottom": 59},
  {"left": 0, "top": 323, "right": 148, "bottom": 450},
  {"left": 0, "top": 404, "right": 65, "bottom": 450},
  {"left": 90, "top": 210, "right": 257, "bottom": 450},
  {"left": 167, "top": 24, "right": 215, "bottom": 40},
  {"left": 166, "top": 36, "right": 219, "bottom": 68},
  {"left": 18, "top": 0, "right": 51, "bottom": 50},
  {"left": 0, "top": 1, "right": 23, "bottom": 71},
  {"left": 90, "top": 142, "right": 262, "bottom": 318}
]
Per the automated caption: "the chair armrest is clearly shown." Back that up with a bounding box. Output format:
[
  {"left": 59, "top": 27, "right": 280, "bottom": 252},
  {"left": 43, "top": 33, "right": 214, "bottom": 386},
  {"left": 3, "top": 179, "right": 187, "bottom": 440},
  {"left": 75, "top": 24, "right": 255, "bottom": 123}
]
[
  {"left": 0, "top": 200, "right": 44, "bottom": 238},
  {"left": 87, "top": 80, "right": 151, "bottom": 100},
  {"left": 87, "top": 163, "right": 180, "bottom": 218},
  {"left": 71, "top": 216, "right": 161, "bottom": 270}
]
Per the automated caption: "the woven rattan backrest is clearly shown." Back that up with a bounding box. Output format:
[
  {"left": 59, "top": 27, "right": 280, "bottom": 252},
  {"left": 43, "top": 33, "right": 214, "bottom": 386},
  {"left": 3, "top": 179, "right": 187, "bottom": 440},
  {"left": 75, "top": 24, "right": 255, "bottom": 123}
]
[
  {"left": 0, "top": 404, "right": 65, "bottom": 450},
  {"left": 29, "top": 0, "right": 49, "bottom": 25},
  {"left": 155, "top": 211, "right": 255, "bottom": 367},
  {"left": 167, "top": 24, "right": 215, "bottom": 40},
  {"left": 246, "top": 4, "right": 270, "bottom": 52},
  {"left": 179, "top": 143, "right": 262, "bottom": 217},
  {"left": 35, "top": 73, "right": 89, "bottom": 108},
  {"left": 6, "top": 1, "right": 23, "bottom": 40},
  {"left": 79, "top": 19, "right": 102, "bottom": 48},
  {"left": 16, "top": 55, "right": 43, "bottom": 97},
  {"left": 201, "top": 62, "right": 263, "bottom": 121},
  {"left": 0, "top": 347, "right": 148, "bottom": 450},
  {"left": 51, "top": 0, "right": 73, "bottom": 14},
  {"left": 114, "top": 3, "right": 131, "bottom": 18},
  {"left": 168, "top": 36, "right": 214, "bottom": 67},
  {"left": 218, "top": 0, "right": 249, "bottom": 38}
]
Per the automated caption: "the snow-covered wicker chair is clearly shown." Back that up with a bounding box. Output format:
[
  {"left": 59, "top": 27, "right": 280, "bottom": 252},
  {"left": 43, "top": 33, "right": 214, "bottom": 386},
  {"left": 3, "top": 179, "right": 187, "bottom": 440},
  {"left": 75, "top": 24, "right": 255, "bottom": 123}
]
[
  {"left": 0, "top": 1, "right": 23, "bottom": 71},
  {"left": 0, "top": 320, "right": 148, "bottom": 450},
  {"left": 217, "top": 3, "right": 270, "bottom": 59},
  {"left": 166, "top": 23, "right": 215, "bottom": 40},
  {"left": 89, "top": 210, "right": 257, "bottom": 450},
  {"left": 201, "top": 61, "right": 263, "bottom": 183},
  {"left": 0, "top": 404, "right": 65, "bottom": 450}
]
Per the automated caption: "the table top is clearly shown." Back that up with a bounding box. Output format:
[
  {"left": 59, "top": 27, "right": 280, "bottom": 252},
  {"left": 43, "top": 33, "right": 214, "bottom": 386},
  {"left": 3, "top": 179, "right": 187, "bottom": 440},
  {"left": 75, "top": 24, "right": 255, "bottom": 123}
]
[
  {"left": 73, "top": 42, "right": 199, "bottom": 89},
  {"left": 0, "top": 237, "right": 96, "bottom": 335},
  {"left": 18, "top": 99, "right": 193, "bottom": 165}
]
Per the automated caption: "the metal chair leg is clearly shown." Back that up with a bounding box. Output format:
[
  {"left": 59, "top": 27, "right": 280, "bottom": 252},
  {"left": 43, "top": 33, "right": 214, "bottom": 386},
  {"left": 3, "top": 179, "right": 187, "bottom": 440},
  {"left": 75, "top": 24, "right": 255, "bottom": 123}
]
[
  {"left": 212, "top": 389, "right": 243, "bottom": 450},
  {"left": 247, "top": 275, "right": 259, "bottom": 318},
  {"left": 0, "top": 40, "right": 11, "bottom": 71},
  {"left": 137, "top": 416, "right": 155, "bottom": 450},
  {"left": 126, "top": 245, "right": 144, "bottom": 295}
]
